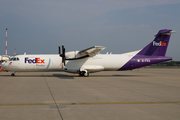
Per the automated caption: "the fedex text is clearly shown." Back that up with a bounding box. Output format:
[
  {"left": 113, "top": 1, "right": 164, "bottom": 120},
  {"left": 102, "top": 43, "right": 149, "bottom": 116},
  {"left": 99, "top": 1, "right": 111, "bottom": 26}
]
[
  {"left": 153, "top": 41, "right": 166, "bottom": 46},
  {"left": 25, "top": 57, "right": 45, "bottom": 64}
]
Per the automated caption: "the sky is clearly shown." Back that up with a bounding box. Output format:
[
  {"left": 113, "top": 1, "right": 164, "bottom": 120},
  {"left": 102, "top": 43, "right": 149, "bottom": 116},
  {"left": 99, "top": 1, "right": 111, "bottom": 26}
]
[{"left": 0, "top": 0, "right": 180, "bottom": 60}]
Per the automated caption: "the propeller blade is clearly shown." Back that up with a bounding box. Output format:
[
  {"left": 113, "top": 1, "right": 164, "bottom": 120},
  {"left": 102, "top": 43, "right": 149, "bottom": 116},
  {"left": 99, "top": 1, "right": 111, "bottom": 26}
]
[
  {"left": 63, "top": 45, "right": 65, "bottom": 65},
  {"left": 60, "top": 44, "right": 66, "bottom": 66},
  {"left": 63, "top": 47, "right": 65, "bottom": 56},
  {"left": 62, "top": 45, "right": 65, "bottom": 54},
  {"left": 63, "top": 57, "right": 66, "bottom": 66},
  {"left": 60, "top": 44, "right": 65, "bottom": 57},
  {"left": 59, "top": 46, "right": 61, "bottom": 55}
]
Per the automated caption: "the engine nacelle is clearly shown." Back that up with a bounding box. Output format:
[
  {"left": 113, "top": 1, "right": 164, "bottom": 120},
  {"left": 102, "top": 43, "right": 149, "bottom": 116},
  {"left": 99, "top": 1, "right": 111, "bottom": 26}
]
[{"left": 65, "top": 51, "right": 79, "bottom": 59}]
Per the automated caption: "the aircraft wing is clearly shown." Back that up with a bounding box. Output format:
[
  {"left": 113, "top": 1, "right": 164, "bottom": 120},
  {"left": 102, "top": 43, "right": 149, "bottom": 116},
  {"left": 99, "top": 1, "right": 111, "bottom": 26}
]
[
  {"left": 0, "top": 55, "right": 10, "bottom": 60},
  {"left": 77, "top": 46, "right": 106, "bottom": 57}
]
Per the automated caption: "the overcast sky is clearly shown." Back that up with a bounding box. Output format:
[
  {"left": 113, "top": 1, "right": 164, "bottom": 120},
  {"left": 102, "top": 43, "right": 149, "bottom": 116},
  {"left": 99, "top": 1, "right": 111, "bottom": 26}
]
[{"left": 0, "top": 0, "right": 180, "bottom": 60}]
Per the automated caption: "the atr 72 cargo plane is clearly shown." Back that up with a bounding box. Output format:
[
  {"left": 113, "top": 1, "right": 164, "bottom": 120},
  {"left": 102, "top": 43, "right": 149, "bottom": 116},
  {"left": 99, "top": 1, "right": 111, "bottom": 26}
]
[{"left": 1, "top": 29, "right": 176, "bottom": 76}]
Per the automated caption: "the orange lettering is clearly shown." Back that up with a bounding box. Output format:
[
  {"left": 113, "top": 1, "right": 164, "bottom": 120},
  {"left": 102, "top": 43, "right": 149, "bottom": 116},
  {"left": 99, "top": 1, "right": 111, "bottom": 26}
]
[
  {"left": 41, "top": 59, "right": 45, "bottom": 63},
  {"left": 36, "top": 58, "right": 41, "bottom": 63},
  {"left": 161, "top": 41, "right": 166, "bottom": 46}
]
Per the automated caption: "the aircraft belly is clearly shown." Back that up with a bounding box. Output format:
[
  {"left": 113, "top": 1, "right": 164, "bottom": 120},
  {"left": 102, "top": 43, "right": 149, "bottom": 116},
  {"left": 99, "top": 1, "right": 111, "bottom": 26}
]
[
  {"left": 86, "top": 54, "right": 137, "bottom": 71},
  {"left": 65, "top": 65, "right": 104, "bottom": 73},
  {"left": 80, "top": 65, "right": 104, "bottom": 73}
]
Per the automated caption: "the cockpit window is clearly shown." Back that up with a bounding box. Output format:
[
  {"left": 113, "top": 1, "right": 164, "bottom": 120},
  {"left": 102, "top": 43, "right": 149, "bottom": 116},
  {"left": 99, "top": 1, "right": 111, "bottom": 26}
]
[
  {"left": 9, "top": 58, "right": 13, "bottom": 61},
  {"left": 13, "top": 58, "right": 17, "bottom": 61},
  {"left": 9, "top": 57, "right": 20, "bottom": 61}
]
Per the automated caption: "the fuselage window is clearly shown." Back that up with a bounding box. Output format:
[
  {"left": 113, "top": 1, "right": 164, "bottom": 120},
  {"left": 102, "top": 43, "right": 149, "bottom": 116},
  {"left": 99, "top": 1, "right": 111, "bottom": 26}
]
[{"left": 17, "top": 57, "right": 19, "bottom": 61}]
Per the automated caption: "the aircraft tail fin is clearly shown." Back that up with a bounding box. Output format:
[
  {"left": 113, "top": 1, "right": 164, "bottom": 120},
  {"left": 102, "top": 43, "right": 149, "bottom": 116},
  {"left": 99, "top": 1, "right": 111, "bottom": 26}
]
[{"left": 137, "top": 29, "right": 176, "bottom": 56}]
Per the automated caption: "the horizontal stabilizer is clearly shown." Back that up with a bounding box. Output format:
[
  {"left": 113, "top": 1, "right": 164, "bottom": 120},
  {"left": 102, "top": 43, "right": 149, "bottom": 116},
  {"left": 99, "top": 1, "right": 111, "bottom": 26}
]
[{"left": 154, "top": 30, "right": 177, "bottom": 37}]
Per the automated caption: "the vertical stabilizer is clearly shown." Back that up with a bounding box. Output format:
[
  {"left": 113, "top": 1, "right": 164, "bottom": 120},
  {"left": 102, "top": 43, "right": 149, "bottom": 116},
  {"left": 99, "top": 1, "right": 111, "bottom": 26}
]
[
  {"left": 119, "top": 29, "right": 176, "bottom": 71},
  {"left": 137, "top": 29, "right": 176, "bottom": 56}
]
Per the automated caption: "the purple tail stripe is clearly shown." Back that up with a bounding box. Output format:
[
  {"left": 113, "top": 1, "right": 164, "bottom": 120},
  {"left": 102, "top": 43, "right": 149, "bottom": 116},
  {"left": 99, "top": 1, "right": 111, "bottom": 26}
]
[{"left": 119, "top": 56, "right": 172, "bottom": 70}]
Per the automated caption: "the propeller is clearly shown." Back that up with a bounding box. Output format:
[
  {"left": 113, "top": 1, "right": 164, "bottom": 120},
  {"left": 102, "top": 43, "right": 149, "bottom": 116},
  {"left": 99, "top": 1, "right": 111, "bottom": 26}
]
[
  {"left": 59, "top": 44, "right": 66, "bottom": 66},
  {"left": 58, "top": 45, "right": 61, "bottom": 55}
]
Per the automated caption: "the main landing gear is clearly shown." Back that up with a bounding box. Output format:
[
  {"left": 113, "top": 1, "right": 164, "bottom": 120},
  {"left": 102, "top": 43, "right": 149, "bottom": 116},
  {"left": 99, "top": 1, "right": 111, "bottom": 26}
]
[{"left": 79, "top": 70, "right": 89, "bottom": 77}]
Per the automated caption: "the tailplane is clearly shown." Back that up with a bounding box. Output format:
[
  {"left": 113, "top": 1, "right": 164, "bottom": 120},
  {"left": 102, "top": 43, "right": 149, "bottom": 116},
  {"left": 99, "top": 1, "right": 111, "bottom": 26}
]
[
  {"left": 137, "top": 29, "right": 176, "bottom": 56},
  {"left": 119, "top": 29, "right": 176, "bottom": 71}
]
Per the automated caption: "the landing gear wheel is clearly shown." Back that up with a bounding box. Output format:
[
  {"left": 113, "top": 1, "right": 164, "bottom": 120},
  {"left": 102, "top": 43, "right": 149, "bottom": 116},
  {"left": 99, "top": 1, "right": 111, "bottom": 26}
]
[
  {"left": 79, "top": 70, "right": 89, "bottom": 77},
  {"left": 84, "top": 71, "right": 89, "bottom": 77},
  {"left": 79, "top": 72, "right": 84, "bottom": 76},
  {"left": 11, "top": 73, "right": 15, "bottom": 76}
]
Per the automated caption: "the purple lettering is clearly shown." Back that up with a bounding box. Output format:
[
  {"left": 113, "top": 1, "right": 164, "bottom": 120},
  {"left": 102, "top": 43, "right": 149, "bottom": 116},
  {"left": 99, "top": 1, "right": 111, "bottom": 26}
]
[
  {"left": 29, "top": 59, "right": 33, "bottom": 63},
  {"left": 25, "top": 57, "right": 28, "bottom": 63},
  {"left": 25, "top": 57, "right": 45, "bottom": 64}
]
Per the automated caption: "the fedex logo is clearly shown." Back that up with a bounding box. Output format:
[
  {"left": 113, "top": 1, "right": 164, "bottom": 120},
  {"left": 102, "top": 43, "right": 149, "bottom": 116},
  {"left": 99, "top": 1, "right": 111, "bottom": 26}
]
[
  {"left": 153, "top": 41, "right": 166, "bottom": 46},
  {"left": 25, "top": 57, "right": 45, "bottom": 64}
]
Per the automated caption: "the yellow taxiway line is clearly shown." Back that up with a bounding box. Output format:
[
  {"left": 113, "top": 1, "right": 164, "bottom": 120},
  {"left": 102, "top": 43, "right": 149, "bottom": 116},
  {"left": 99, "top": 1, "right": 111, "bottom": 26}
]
[{"left": 0, "top": 101, "right": 180, "bottom": 106}]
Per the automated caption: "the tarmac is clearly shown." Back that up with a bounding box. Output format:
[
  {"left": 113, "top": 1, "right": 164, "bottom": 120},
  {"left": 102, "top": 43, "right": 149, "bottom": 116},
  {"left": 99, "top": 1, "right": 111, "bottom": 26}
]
[{"left": 0, "top": 68, "right": 180, "bottom": 120}]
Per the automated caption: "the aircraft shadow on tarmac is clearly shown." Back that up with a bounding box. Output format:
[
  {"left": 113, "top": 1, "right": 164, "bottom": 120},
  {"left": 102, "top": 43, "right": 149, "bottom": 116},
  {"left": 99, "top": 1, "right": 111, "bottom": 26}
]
[
  {"left": 0, "top": 73, "right": 146, "bottom": 79},
  {"left": 53, "top": 74, "right": 144, "bottom": 79},
  {"left": 0, "top": 74, "right": 74, "bottom": 79},
  {"left": 53, "top": 74, "right": 75, "bottom": 79},
  {"left": 89, "top": 74, "right": 145, "bottom": 77}
]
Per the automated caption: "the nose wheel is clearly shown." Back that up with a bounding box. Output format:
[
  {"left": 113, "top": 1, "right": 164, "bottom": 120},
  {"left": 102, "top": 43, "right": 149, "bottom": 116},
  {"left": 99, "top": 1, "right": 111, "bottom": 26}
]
[{"left": 11, "top": 72, "right": 15, "bottom": 76}]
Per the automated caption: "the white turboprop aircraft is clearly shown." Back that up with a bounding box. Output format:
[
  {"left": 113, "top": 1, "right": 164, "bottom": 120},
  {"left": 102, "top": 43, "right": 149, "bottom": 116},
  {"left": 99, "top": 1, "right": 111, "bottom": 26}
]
[{"left": 1, "top": 29, "right": 176, "bottom": 76}]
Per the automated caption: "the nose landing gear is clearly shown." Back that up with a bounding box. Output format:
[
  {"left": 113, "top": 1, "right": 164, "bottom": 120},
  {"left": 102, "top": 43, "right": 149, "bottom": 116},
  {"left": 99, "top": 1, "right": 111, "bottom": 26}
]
[{"left": 11, "top": 72, "right": 15, "bottom": 76}]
